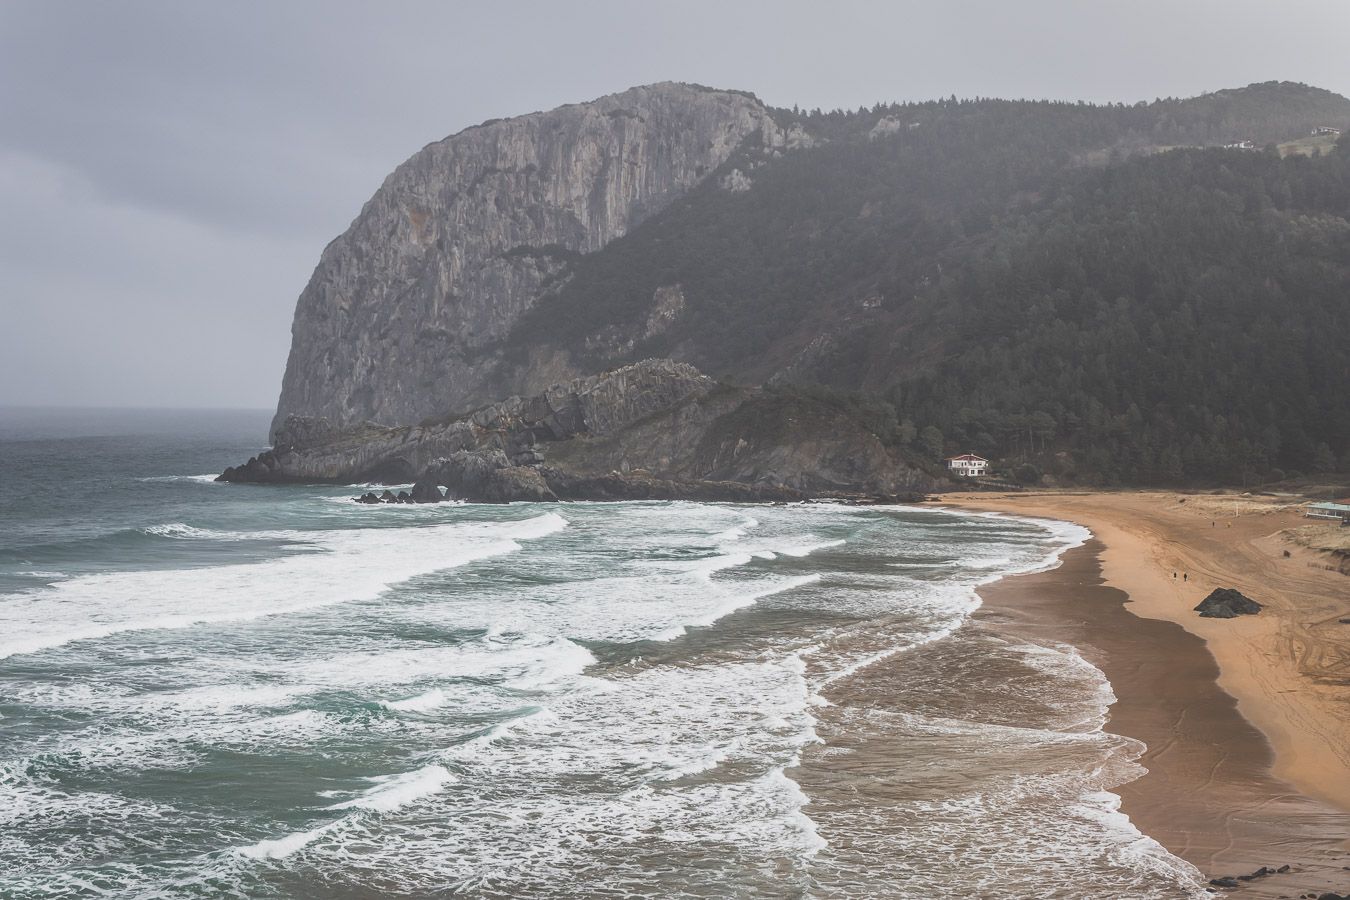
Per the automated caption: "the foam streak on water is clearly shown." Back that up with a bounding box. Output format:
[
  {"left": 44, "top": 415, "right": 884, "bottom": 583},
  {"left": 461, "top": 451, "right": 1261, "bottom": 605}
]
[
  {"left": 0, "top": 440, "right": 1205, "bottom": 900},
  {"left": 0, "top": 513, "right": 567, "bottom": 659}
]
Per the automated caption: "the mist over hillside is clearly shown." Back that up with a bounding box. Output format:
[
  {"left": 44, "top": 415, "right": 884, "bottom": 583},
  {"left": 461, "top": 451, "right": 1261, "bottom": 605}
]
[{"left": 275, "top": 81, "right": 1350, "bottom": 487}]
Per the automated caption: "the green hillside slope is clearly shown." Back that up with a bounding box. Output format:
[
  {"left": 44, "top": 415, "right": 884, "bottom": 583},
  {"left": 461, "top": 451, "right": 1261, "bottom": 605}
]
[{"left": 506, "top": 83, "right": 1350, "bottom": 485}]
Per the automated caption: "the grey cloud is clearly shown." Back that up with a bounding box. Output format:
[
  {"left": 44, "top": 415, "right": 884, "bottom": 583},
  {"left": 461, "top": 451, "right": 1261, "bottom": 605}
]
[{"left": 1, "top": 0, "right": 1347, "bottom": 409}]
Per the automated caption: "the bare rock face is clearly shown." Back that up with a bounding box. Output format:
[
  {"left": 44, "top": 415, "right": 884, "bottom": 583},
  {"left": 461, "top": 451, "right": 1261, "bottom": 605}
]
[
  {"left": 222, "top": 358, "right": 940, "bottom": 502},
  {"left": 272, "top": 83, "right": 779, "bottom": 439},
  {"left": 226, "top": 360, "right": 718, "bottom": 485},
  {"left": 409, "top": 477, "right": 445, "bottom": 503}
]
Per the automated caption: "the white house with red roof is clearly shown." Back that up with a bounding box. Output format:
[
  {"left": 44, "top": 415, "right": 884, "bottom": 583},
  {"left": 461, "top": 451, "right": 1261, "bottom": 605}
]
[{"left": 946, "top": 453, "right": 989, "bottom": 477}]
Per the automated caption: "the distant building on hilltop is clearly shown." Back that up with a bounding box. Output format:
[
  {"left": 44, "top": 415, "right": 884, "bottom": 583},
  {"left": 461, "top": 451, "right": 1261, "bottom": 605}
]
[
  {"left": 946, "top": 453, "right": 989, "bottom": 477},
  {"left": 1305, "top": 501, "right": 1350, "bottom": 523},
  {"left": 1311, "top": 126, "right": 1342, "bottom": 136},
  {"left": 1223, "top": 139, "right": 1256, "bottom": 150}
]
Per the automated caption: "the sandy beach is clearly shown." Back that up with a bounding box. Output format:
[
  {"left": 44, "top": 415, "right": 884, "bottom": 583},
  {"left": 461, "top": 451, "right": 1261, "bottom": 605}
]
[{"left": 945, "top": 491, "right": 1350, "bottom": 896}]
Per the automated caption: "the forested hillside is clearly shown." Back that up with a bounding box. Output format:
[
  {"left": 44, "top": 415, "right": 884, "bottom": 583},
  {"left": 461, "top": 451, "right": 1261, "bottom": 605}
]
[
  {"left": 508, "top": 83, "right": 1350, "bottom": 485},
  {"left": 900, "top": 146, "right": 1350, "bottom": 485}
]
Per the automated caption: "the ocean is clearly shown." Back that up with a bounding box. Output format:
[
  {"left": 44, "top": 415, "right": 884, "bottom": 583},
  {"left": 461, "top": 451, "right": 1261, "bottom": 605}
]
[{"left": 0, "top": 408, "right": 1207, "bottom": 898}]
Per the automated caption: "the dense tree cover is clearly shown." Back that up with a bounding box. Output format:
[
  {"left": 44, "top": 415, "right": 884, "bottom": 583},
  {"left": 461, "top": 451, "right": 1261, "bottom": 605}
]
[
  {"left": 899, "top": 145, "right": 1350, "bottom": 484},
  {"left": 508, "top": 84, "right": 1350, "bottom": 485}
]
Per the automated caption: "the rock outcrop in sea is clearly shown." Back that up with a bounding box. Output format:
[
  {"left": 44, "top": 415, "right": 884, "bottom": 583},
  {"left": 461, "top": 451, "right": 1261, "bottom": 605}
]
[{"left": 222, "top": 359, "right": 936, "bottom": 502}]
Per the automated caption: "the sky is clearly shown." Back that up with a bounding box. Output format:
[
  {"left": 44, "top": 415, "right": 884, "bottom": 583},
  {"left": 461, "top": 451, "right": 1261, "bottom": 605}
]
[{"left": 2, "top": 0, "right": 1348, "bottom": 410}]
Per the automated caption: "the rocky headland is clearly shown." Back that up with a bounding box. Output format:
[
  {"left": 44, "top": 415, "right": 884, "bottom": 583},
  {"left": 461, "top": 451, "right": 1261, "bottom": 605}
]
[
  {"left": 224, "top": 81, "right": 1350, "bottom": 498},
  {"left": 220, "top": 359, "right": 937, "bottom": 502},
  {"left": 271, "top": 82, "right": 793, "bottom": 436}
]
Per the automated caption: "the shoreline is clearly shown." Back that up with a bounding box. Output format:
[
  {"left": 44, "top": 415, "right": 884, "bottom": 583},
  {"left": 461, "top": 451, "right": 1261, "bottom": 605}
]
[{"left": 947, "top": 491, "right": 1350, "bottom": 895}]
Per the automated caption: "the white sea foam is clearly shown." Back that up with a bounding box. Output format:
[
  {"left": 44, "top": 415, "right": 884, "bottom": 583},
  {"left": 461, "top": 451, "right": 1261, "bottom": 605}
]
[
  {"left": 771, "top": 538, "right": 846, "bottom": 557},
  {"left": 235, "top": 820, "right": 340, "bottom": 860},
  {"left": 812, "top": 614, "right": 968, "bottom": 690},
  {"left": 710, "top": 515, "right": 760, "bottom": 542},
  {"left": 137, "top": 474, "right": 221, "bottom": 484},
  {"left": 438, "top": 708, "right": 553, "bottom": 762},
  {"left": 5, "top": 500, "right": 1193, "bottom": 896},
  {"left": 958, "top": 554, "right": 1014, "bottom": 569},
  {"left": 916, "top": 505, "right": 1091, "bottom": 573},
  {"left": 1075, "top": 791, "right": 1208, "bottom": 889},
  {"left": 649, "top": 573, "right": 823, "bottom": 641},
  {"left": 765, "top": 767, "right": 826, "bottom": 854},
  {"left": 140, "top": 682, "right": 303, "bottom": 713},
  {"left": 283, "top": 633, "right": 595, "bottom": 695},
  {"left": 325, "top": 764, "right": 455, "bottom": 812},
  {"left": 1017, "top": 641, "right": 1119, "bottom": 732},
  {"left": 403, "top": 526, "right": 839, "bottom": 645},
  {"left": 308, "top": 648, "right": 830, "bottom": 886},
  {"left": 142, "top": 522, "right": 220, "bottom": 538},
  {"left": 801, "top": 507, "right": 1090, "bottom": 693},
  {"left": 239, "top": 764, "right": 457, "bottom": 861},
  {"left": 380, "top": 688, "right": 449, "bottom": 713},
  {"left": 140, "top": 521, "right": 317, "bottom": 542},
  {"left": 0, "top": 512, "right": 568, "bottom": 660}
]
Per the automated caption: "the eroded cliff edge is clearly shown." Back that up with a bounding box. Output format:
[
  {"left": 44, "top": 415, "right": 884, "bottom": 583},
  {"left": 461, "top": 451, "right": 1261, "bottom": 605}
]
[
  {"left": 273, "top": 83, "right": 782, "bottom": 438},
  {"left": 225, "top": 360, "right": 938, "bottom": 502}
]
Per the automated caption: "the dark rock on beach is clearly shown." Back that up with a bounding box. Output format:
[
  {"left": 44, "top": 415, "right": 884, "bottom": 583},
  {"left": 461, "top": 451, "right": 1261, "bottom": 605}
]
[
  {"left": 1195, "top": 588, "right": 1264, "bottom": 618},
  {"left": 1208, "top": 865, "right": 1294, "bottom": 889}
]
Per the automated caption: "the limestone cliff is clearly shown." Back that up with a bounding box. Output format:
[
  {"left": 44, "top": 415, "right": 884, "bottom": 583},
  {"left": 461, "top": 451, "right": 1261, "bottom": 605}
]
[{"left": 272, "top": 83, "right": 780, "bottom": 439}]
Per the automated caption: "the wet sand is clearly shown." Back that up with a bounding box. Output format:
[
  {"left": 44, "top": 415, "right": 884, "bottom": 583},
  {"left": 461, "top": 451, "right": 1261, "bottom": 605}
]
[{"left": 949, "top": 491, "right": 1350, "bottom": 896}]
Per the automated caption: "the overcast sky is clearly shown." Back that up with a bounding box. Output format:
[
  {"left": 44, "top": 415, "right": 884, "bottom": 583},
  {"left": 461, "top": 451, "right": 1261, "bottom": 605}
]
[{"left": 2, "top": 0, "right": 1348, "bottom": 410}]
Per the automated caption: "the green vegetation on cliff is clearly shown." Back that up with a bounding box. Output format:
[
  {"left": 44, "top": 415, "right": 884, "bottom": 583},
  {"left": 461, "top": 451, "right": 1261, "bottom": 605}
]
[{"left": 511, "top": 83, "right": 1350, "bottom": 485}]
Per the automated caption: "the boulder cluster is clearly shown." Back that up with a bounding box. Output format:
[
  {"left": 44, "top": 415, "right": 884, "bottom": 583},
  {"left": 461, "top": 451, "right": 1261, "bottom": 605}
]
[
  {"left": 1208, "top": 864, "right": 1289, "bottom": 889},
  {"left": 354, "top": 479, "right": 448, "bottom": 504}
]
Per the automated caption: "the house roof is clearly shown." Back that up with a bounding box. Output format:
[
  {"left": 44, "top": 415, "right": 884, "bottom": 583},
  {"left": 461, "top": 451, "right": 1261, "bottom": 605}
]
[{"left": 947, "top": 454, "right": 987, "bottom": 462}]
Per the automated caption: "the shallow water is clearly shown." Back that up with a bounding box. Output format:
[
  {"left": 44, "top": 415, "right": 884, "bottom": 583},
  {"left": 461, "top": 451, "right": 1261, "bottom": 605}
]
[{"left": 0, "top": 408, "right": 1207, "bottom": 897}]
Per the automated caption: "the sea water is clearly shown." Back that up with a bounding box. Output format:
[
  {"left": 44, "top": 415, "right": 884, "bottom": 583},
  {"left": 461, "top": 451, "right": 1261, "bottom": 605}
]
[{"left": 0, "top": 408, "right": 1207, "bottom": 898}]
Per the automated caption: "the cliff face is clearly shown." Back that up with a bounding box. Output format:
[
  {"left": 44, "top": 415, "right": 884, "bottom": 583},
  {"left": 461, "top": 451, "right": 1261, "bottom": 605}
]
[
  {"left": 272, "top": 83, "right": 779, "bottom": 439},
  {"left": 248, "top": 81, "right": 1350, "bottom": 495}
]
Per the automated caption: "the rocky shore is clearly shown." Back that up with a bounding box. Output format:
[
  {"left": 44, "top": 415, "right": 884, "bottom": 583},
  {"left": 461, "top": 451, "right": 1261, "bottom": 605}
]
[{"left": 219, "top": 359, "right": 939, "bottom": 503}]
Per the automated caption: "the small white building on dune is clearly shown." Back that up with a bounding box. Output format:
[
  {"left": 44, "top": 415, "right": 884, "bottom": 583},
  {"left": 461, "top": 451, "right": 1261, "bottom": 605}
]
[
  {"left": 1306, "top": 501, "right": 1350, "bottom": 523},
  {"left": 946, "top": 453, "right": 989, "bottom": 477}
]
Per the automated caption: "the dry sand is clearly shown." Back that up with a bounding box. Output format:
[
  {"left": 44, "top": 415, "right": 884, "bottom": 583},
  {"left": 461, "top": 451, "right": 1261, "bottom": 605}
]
[{"left": 944, "top": 491, "right": 1350, "bottom": 897}]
